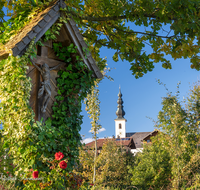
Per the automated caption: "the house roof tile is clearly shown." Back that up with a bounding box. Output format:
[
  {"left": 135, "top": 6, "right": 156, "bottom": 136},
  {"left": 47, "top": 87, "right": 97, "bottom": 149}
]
[
  {"left": 130, "top": 132, "right": 151, "bottom": 148},
  {"left": 85, "top": 138, "right": 133, "bottom": 149}
]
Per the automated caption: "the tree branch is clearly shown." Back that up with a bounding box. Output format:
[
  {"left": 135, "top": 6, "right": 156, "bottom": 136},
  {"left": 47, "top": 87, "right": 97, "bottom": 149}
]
[
  {"left": 112, "top": 26, "right": 178, "bottom": 39},
  {"left": 63, "top": 9, "right": 176, "bottom": 22},
  {"left": 82, "top": 34, "right": 115, "bottom": 49}
]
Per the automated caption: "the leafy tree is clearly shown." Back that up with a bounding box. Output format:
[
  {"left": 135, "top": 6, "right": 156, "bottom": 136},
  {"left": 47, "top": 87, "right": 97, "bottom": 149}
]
[
  {"left": 84, "top": 66, "right": 110, "bottom": 184},
  {"left": 1, "top": 0, "right": 200, "bottom": 78},
  {"left": 95, "top": 139, "right": 134, "bottom": 188},
  {"left": 130, "top": 134, "right": 172, "bottom": 190},
  {"left": 75, "top": 147, "right": 94, "bottom": 183},
  {"left": 76, "top": 139, "right": 134, "bottom": 188},
  {"left": 131, "top": 81, "right": 200, "bottom": 190},
  {"left": 157, "top": 82, "right": 200, "bottom": 189},
  {"left": 84, "top": 80, "right": 102, "bottom": 184}
]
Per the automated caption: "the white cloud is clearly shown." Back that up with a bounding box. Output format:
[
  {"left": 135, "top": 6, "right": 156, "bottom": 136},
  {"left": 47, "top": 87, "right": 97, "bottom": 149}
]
[
  {"left": 82, "top": 136, "right": 113, "bottom": 144},
  {"left": 98, "top": 128, "right": 106, "bottom": 132},
  {"left": 89, "top": 127, "right": 106, "bottom": 133},
  {"left": 82, "top": 138, "right": 94, "bottom": 144}
]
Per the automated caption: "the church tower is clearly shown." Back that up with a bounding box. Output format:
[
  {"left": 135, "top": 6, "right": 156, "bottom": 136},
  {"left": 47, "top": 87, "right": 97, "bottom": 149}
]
[{"left": 115, "top": 87, "right": 127, "bottom": 138}]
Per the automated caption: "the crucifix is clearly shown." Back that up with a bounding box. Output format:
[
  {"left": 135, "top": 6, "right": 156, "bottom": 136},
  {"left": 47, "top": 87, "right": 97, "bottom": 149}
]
[
  {"left": 27, "top": 42, "right": 66, "bottom": 122},
  {"left": 30, "top": 60, "right": 63, "bottom": 113}
]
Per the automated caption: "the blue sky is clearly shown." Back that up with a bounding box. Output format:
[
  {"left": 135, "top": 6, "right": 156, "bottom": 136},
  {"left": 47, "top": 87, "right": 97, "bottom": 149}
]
[
  {"left": 80, "top": 19, "right": 200, "bottom": 144},
  {"left": 81, "top": 47, "right": 200, "bottom": 144}
]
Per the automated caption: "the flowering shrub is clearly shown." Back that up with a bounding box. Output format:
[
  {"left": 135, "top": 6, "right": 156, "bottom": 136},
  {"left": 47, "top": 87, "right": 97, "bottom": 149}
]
[
  {"left": 55, "top": 152, "right": 64, "bottom": 161},
  {"left": 20, "top": 152, "right": 93, "bottom": 189},
  {"left": 32, "top": 171, "right": 39, "bottom": 179},
  {"left": 59, "top": 160, "right": 67, "bottom": 169}
]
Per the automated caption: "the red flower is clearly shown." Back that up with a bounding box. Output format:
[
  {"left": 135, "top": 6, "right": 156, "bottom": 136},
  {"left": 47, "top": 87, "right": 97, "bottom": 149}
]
[
  {"left": 55, "top": 152, "right": 64, "bottom": 160},
  {"left": 29, "top": 168, "right": 33, "bottom": 172},
  {"left": 59, "top": 160, "right": 67, "bottom": 169},
  {"left": 89, "top": 183, "right": 94, "bottom": 186},
  {"left": 32, "top": 171, "right": 39, "bottom": 179}
]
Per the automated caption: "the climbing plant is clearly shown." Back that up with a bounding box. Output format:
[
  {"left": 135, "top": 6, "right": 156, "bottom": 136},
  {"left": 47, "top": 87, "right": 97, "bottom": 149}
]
[{"left": 0, "top": 17, "right": 98, "bottom": 189}]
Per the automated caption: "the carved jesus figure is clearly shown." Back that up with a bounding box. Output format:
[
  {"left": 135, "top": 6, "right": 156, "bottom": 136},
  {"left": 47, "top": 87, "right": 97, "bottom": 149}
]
[{"left": 31, "top": 61, "right": 62, "bottom": 113}]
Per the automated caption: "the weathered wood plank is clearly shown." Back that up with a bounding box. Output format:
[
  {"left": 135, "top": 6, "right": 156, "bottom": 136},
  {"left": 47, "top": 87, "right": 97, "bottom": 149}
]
[
  {"left": 32, "top": 55, "right": 66, "bottom": 69},
  {"left": 27, "top": 67, "right": 37, "bottom": 82},
  {"left": 41, "top": 46, "right": 48, "bottom": 57},
  {"left": 29, "top": 88, "right": 37, "bottom": 102},
  {"left": 47, "top": 48, "right": 59, "bottom": 60},
  {"left": 26, "top": 66, "right": 40, "bottom": 121},
  {"left": 29, "top": 101, "right": 35, "bottom": 109},
  {"left": 55, "top": 26, "right": 71, "bottom": 42},
  {"left": 61, "top": 15, "right": 104, "bottom": 79},
  {"left": 43, "top": 40, "right": 52, "bottom": 48},
  {"left": 26, "top": 65, "right": 35, "bottom": 75}
]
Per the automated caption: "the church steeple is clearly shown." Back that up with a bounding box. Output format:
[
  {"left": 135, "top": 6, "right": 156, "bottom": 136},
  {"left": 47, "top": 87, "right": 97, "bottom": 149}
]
[
  {"left": 116, "top": 87, "right": 125, "bottom": 119},
  {"left": 115, "top": 86, "right": 127, "bottom": 138}
]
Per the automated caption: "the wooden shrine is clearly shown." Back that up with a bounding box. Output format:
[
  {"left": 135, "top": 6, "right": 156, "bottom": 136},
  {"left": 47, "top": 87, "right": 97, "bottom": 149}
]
[{"left": 0, "top": 0, "right": 102, "bottom": 122}]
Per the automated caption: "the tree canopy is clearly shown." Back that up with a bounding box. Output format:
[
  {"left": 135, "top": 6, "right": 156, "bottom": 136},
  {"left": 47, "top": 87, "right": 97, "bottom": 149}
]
[
  {"left": 130, "top": 81, "right": 200, "bottom": 189},
  {"left": 76, "top": 139, "right": 134, "bottom": 188},
  {"left": 1, "top": 0, "right": 200, "bottom": 78}
]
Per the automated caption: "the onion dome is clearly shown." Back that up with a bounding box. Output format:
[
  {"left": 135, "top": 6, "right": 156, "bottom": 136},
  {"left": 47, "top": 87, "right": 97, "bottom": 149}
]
[{"left": 116, "top": 87, "right": 125, "bottom": 119}]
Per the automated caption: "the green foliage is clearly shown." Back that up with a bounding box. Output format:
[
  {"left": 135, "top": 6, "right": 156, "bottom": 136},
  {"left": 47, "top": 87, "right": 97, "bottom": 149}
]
[
  {"left": 130, "top": 135, "right": 172, "bottom": 190},
  {"left": 95, "top": 140, "right": 133, "bottom": 188},
  {"left": 44, "top": 21, "right": 63, "bottom": 42},
  {"left": 76, "top": 139, "right": 134, "bottom": 189},
  {"left": 130, "top": 82, "right": 200, "bottom": 190},
  {"left": 0, "top": 131, "right": 17, "bottom": 190},
  {"left": 51, "top": 40, "right": 95, "bottom": 171},
  {"left": 0, "top": 41, "right": 36, "bottom": 174},
  {"left": 85, "top": 81, "right": 101, "bottom": 136},
  {"left": 84, "top": 80, "right": 101, "bottom": 184},
  {"left": 1, "top": 0, "right": 200, "bottom": 77},
  {"left": 0, "top": 21, "right": 96, "bottom": 188}
]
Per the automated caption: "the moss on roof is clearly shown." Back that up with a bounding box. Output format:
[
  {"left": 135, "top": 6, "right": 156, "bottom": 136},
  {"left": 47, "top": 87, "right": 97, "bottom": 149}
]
[{"left": 0, "top": 1, "right": 58, "bottom": 60}]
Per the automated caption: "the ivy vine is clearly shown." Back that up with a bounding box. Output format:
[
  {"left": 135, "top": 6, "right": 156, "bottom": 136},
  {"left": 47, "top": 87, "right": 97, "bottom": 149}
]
[{"left": 0, "top": 19, "right": 96, "bottom": 189}]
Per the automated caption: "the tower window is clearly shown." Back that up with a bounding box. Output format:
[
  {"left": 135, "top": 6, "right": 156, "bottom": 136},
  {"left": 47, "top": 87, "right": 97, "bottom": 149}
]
[{"left": 119, "top": 123, "right": 122, "bottom": 129}]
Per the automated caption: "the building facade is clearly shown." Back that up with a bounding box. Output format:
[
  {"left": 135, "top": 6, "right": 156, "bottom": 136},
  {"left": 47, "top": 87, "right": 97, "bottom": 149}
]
[{"left": 85, "top": 87, "right": 158, "bottom": 155}]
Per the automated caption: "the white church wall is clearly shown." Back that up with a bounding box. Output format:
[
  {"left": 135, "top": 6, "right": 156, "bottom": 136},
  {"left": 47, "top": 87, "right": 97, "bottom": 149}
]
[{"left": 115, "top": 119, "right": 126, "bottom": 138}]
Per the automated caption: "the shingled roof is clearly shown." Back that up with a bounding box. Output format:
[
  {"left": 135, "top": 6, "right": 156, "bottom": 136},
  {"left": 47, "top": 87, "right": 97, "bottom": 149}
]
[
  {"left": 131, "top": 132, "right": 151, "bottom": 148},
  {"left": 0, "top": 0, "right": 102, "bottom": 78},
  {"left": 142, "top": 130, "right": 159, "bottom": 141}
]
